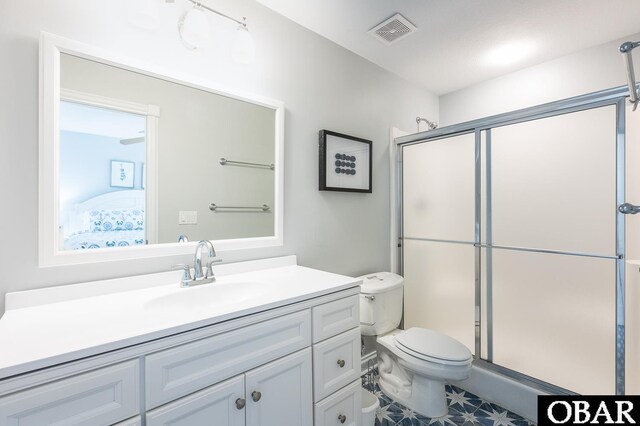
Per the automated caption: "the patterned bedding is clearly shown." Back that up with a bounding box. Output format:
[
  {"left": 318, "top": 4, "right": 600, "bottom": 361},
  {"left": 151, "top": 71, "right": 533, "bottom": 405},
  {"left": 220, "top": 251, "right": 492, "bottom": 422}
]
[
  {"left": 63, "top": 230, "right": 145, "bottom": 250},
  {"left": 63, "top": 208, "right": 146, "bottom": 250}
]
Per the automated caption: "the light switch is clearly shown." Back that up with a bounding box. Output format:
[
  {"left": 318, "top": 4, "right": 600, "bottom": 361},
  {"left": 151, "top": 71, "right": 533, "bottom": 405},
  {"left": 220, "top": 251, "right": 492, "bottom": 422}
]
[{"left": 178, "top": 211, "right": 198, "bottom": 225}]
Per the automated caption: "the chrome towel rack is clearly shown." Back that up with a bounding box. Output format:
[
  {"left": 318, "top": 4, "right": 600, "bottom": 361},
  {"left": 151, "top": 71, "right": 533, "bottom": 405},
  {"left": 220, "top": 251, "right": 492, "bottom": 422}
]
[
  {"left": 219, "top": 158, "right": 274, "bottom": 170},
  {"left": 620, "top": 40, "right": 640, "bottom": 111},
  {"left": 209, "top": 203, "right": 270, "bottom": 212}
]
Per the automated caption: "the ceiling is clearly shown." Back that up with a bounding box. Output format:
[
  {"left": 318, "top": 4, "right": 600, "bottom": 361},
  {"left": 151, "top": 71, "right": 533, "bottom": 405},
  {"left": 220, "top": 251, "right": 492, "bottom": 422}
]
[{"left": 255, "top": 0, "right": 640, "bottom": 95}]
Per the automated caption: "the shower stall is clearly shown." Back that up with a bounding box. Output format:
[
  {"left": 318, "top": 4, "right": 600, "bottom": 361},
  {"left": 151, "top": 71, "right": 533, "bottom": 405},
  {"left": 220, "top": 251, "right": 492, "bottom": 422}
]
[{"left": 394, "top": 86, "right": 640, "bottom": 397}]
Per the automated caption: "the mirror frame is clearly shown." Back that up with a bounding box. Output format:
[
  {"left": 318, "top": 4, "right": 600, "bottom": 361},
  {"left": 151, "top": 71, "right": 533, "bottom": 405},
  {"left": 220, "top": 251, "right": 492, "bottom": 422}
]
[{"left": 39, "top": 32, "right": 285, "bottom": 267}]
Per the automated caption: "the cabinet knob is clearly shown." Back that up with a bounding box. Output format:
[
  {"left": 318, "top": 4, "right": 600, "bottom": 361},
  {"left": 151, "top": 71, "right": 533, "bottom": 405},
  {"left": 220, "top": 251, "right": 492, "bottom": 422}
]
[
  {"left": 251, "top": 390, "right": 262, "bottom": 402},
  {"left": 338, "top": 414, "right": 347, "bottom": 423},
  {"left": 337, "top": 359, "right": 346, "bottom": 368},
  {"left": 235, "top": 398, "right": 246, "bottom": 410}
]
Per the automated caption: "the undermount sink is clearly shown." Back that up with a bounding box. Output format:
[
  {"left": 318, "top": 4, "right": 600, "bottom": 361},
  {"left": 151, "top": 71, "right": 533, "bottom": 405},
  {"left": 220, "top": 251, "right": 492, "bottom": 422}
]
[{"left": 145, "top": 279, "right": 273, "bottom": 312}]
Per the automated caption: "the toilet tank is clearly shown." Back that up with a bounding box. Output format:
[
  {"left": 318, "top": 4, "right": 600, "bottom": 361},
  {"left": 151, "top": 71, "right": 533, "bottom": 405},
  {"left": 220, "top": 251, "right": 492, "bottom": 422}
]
[{"left": 358, "top": 272, "right": 404, "bottom": 336}]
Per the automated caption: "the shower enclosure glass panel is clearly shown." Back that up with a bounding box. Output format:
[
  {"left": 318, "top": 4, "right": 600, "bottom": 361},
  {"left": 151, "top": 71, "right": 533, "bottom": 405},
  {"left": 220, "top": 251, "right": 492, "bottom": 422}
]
[
  {"left": 403, "top": 133, "right": 475, "bottom": 242},
  {"left": 402, "top": 134, "right": 476, "bottom": 351},
  {"left": 485, "top": 248, "right": 615, "bottom": 394},
  {"left": 486, "top": 106, "right": 617, "bottom": 255},
  {"left": 404, "top": 240, "right": 475, "bottom": 351}
]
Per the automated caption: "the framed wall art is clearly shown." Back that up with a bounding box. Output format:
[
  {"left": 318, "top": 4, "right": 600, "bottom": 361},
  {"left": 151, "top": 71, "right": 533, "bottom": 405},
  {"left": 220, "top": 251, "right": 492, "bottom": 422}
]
[
  {"left": 110, "top": 160, "right": 135, "bottom": 188},
  {"left": 319, "top": 130, "right": 372, "bottom": 193}
]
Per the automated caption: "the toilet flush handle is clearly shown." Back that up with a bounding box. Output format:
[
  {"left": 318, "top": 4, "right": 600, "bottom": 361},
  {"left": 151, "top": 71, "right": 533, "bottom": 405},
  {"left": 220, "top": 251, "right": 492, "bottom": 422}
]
[{"left": 363, "top": 295, "right": 375, "bottom": 301}]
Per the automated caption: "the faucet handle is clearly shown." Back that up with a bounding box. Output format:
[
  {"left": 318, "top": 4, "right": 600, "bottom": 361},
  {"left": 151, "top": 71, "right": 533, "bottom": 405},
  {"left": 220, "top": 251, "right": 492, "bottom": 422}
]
[
  {"left": 204, "top": 260, "right": 216, "bottom": 280},
  {"left": 172, "top": 264, "right": 193, "bottom": 285}
]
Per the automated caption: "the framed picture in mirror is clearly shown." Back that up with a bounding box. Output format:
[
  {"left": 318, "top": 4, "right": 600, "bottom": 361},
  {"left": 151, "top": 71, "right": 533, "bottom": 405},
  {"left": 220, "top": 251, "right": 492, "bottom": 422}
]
[
  {"left": 110, "top": 160, "right": 135, "bottom": 188},
  {"left": 319, "top": 129, "right": 372, "bottom": 193}
]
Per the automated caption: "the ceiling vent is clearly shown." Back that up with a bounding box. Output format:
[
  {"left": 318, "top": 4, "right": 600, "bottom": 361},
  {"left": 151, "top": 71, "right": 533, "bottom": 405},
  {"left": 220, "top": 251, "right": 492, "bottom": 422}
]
[{"left": 369, "top": 13, "right": 417, "bottom": 46}]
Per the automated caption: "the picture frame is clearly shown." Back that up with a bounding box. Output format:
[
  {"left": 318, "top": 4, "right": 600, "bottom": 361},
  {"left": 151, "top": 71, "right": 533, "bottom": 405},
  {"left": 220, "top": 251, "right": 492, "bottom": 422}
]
[
  {"left": 319, "top": 129, "right": 372, "bottom": 193},
  {"left": 110, "top": 160, "right": 135, "bottom": 188},
  {"left": 142, "top": 163, "right": 146, "bottom": 190}
]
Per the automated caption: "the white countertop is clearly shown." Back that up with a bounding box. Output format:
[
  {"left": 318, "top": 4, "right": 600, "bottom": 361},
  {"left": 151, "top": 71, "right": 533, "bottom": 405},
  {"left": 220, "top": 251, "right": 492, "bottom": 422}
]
[{"left": 0, "top": 256, "right": 361, "bottom": 379}]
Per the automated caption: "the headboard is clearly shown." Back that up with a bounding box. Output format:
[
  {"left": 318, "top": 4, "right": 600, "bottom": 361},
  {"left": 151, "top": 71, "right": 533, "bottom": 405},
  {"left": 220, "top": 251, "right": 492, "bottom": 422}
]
[{"left": 73, "top": 189, "right": 145, "bottom": 212}]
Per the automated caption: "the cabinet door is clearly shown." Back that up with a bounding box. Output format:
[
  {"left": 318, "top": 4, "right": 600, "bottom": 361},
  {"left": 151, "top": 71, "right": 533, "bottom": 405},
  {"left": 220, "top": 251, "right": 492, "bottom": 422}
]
[
  {"left": 146, "top": 375, "right": 245, "bottom": 426},
  {"left": 245, "top": 348, "right": 312, "bottom": 426}
]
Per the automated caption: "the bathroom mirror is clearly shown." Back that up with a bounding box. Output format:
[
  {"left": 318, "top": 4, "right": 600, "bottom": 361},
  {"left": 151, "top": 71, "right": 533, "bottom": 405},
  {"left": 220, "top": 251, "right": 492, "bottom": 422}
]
[{"left": 40, "top": 33, "right": 284, "bottom": 266}]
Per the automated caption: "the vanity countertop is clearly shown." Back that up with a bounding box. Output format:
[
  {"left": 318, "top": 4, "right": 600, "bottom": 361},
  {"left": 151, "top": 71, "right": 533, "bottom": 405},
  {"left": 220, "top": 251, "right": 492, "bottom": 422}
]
[{"left": 0, "top": 256, "right": 361, "bottom": 380}]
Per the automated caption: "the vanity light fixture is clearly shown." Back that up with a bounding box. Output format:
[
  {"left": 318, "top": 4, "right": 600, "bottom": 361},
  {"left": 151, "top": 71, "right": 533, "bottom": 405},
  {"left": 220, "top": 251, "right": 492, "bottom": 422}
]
[
  {"left": 178, "top": 3, "right": 211, "bottom": 49},
  {"left": 128, "top": 0, "right": 256, "bottom": 64},
  {"left": 178, "top": 0, "right": 255, "bottom": 63},
  {"left": 127, "top": 0, "right": 161, "bottom": 30}
]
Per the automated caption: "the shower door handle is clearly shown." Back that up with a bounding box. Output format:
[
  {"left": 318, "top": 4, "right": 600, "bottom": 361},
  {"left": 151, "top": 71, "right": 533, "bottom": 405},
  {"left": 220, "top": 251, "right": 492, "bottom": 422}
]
[{"left": 619, "top": 203, "right": 640, "bottom": 214}]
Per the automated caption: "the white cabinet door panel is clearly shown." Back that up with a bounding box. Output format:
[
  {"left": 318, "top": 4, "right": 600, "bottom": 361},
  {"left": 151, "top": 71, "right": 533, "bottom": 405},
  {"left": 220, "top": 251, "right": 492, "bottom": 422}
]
[
  {"left": 245, "top": 348, "right": 312, "bottom": 426},
  {"left": 146, "top": 375, "right": 245, "bottom": 426}
]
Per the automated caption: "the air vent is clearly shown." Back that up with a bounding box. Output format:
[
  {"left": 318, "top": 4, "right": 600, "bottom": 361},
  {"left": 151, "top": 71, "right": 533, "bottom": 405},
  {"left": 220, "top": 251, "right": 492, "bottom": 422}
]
[{"left": 369, "top": 13, "right": 417, "bottom": 46}]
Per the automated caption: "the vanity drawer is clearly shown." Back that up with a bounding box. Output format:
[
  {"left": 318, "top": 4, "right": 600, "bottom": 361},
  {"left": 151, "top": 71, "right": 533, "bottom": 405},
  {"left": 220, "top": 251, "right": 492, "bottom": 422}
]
[
  {"left": 0, "top": 360, "right": 139, "bottom": 426},
  {"left": 312, "top": 295, "right": 359, "bottom": 343},
  {"left": 312, "top": 327, "right": 361, "bottom": 402},
  {"left": 314, "top": 379, "right": 361, "bottom": 426},
  {"left": 146, "top": 309, "right": 311, "bottom": 409}
]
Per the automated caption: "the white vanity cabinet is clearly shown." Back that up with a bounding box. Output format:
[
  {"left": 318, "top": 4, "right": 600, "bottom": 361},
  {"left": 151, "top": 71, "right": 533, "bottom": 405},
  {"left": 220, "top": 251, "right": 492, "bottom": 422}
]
[
  {"left": 0, "top": 264, "right": 361, "bottom": 426},
  {"left": 310, "top": 295, "right": 362, "bottom": 426}
]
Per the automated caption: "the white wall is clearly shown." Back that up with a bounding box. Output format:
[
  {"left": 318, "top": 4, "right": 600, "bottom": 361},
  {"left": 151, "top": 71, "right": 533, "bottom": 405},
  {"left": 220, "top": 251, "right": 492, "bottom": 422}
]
[{"left": 0, "top": 0, "right": 437, "bottom": 316}]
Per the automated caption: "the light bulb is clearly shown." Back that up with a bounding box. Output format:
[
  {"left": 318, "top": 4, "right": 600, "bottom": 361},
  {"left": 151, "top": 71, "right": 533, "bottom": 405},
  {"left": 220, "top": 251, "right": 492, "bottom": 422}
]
[
  {"left": 232, "top": 23, "right": 255, "bottom": 65},
  {"left": 179, "top": 6, "right": 211, "bottom": 49},
  {"left": 127, "top": 0, "right": 160, "bottom": 30}
]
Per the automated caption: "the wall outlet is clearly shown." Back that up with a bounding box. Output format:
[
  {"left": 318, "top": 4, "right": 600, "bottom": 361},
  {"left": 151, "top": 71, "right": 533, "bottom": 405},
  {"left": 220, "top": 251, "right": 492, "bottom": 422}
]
[{"left": 178, "top": 211, "right": 198, "bottom": 225}]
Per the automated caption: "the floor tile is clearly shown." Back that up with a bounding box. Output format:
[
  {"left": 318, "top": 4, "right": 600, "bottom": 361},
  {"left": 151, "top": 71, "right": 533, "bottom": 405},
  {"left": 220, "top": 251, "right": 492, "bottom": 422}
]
[{"left": 364, "top": 370, "right": 535, "bottom": 426}]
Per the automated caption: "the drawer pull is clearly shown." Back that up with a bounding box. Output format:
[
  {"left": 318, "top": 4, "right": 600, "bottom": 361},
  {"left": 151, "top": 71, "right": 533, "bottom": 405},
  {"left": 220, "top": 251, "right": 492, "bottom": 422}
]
[
  {"left": 338, "top": 414, "right": 347, "bottom": 423},
  {"left": 251, "top": 390, "right": 262, "bottom": 402},
  {"left": 235, "top": 398, "right": 246, "bottom": 410},
  {"left": 337, "top": 359, "right": 346, "bottom": 368}
]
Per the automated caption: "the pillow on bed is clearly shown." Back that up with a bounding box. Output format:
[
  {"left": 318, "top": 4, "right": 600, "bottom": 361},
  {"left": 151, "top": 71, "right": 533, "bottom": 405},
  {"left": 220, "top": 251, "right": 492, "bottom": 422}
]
[{"left": 90, "top": 209, "right": 145, "bottom": 232}]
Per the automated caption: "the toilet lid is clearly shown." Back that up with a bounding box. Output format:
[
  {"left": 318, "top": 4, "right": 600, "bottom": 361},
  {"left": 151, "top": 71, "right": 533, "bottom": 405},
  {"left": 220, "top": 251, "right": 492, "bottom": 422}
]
[{"left": 394, "top": 328, "right": 472, "bottom": 364}]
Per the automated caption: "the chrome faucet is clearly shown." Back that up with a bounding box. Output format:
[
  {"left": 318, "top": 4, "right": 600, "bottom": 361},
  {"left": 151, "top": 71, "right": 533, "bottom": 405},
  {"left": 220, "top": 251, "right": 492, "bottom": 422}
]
[
  {"left": 194, "top": 240, "right": 216, "bottom": 281},
  {"left": 172, "top": 240, "right": 217, "bottom": 287}
]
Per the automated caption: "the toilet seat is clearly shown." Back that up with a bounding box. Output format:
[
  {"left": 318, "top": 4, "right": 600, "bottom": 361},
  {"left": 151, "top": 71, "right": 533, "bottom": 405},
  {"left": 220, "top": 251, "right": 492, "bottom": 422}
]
[{"left": 394, "top": 327, "right": 472, "bottom": 366}]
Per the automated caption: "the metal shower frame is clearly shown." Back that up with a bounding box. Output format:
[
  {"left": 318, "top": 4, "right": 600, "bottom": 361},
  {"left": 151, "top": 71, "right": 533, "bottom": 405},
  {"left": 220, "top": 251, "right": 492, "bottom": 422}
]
[{"left": 394, "top": 85, "right": 633, "bottom": 395}]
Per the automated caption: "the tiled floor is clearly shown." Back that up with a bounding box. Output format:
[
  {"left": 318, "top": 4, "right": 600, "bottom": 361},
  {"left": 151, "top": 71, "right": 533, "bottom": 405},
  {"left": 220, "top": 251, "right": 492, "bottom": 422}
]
[{"left": 362, "top": 373, "right": 536, "bottom": 426}]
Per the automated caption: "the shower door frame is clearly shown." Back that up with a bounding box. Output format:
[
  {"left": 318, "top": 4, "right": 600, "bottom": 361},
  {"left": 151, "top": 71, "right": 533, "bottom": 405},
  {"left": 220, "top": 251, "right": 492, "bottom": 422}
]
[{"left": 395, "top": 85, "right": 631, "bottom": 395}]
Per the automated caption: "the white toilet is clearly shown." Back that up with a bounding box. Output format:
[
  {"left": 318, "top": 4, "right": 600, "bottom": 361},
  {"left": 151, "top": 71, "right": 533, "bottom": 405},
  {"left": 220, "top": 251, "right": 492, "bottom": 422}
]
[{"left": 359, "top": 272, "right": 472, "bottom": 418}]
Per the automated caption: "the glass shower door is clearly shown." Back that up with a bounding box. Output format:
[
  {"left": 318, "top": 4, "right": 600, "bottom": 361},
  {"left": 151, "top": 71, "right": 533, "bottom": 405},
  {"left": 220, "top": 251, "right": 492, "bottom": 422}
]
[
  {"left": 400, "top": 101, "right": 624, "bottom": 394},
  {"left": 482, "top": 105, "right": 618, "bottom": 394},
  {"left": 402, "top": 133, "right": 476, "bottom": 352}
]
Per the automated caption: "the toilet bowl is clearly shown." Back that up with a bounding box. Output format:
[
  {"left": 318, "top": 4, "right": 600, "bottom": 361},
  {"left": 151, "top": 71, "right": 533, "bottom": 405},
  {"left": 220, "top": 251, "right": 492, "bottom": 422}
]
[
  {"left": 376, "top": 328, "right": 471, "bottom": 418},
  {"left": 358, "top": 272, "right": 472, "bottom": 418}
]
